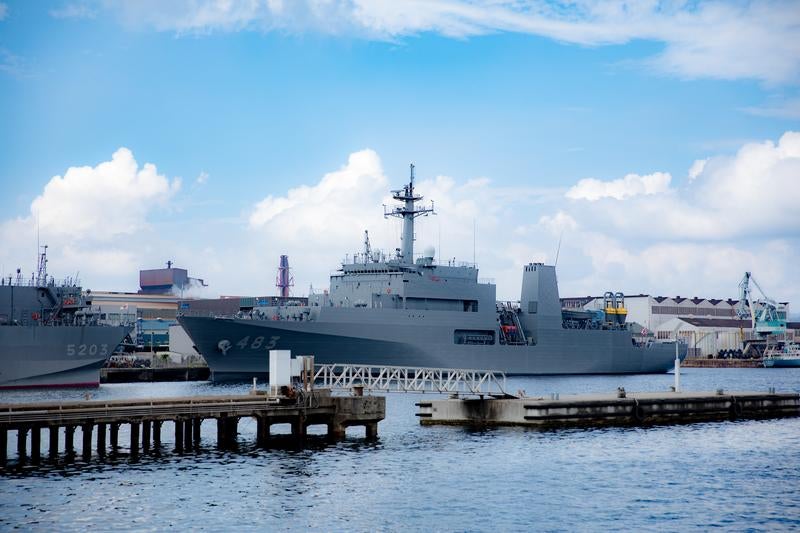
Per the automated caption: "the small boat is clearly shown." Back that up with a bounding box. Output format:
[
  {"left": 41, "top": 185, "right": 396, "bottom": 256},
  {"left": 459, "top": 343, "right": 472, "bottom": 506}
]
[{"left": 763, "top": 343, "right": 800, "bottom": 368}]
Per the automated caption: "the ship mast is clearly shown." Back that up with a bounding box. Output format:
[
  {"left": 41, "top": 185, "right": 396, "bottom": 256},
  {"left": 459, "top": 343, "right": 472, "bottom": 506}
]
[{"left": 384, "top": 164, "right": 435, "bottom": 263}]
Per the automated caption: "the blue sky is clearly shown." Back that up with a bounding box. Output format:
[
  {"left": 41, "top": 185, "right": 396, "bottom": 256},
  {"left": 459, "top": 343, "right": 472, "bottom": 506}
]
[{"left": 0, "top": 1, "right": 798, "bottom": 307}]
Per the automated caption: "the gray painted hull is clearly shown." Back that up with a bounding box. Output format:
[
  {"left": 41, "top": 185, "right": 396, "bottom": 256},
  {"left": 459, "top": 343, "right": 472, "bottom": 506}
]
[
  {"left": 179, "top": 316, "right": 683, "bottom": 382},
  {"left": 0, "top": 326, "right": 129, "bottom": 389}
]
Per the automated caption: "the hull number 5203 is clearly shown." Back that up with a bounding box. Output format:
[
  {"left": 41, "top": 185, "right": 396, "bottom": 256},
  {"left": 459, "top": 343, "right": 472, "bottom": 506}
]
[{"left": 67, "top": 344, "right": 109, "bottom": 357}]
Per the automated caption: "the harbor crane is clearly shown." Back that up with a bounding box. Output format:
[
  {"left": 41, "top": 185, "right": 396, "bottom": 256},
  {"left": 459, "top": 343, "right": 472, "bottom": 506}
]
[
  {"left": 736, "top": 272, "right": 787, "bottom": 357},
  {"left": 736, "top": 272, "right": 787, "bottom": 336}
]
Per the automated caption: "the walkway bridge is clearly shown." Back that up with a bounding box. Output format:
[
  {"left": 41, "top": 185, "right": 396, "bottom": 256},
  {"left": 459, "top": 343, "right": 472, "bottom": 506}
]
[{"left": 312, "top": 363, "right": 510, "bottom": 397}]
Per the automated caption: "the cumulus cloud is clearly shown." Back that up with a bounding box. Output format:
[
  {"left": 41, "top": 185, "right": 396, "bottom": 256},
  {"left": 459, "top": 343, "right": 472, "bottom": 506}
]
[
  {"left": 687, "top": 159, "right": 707, "bottom": 181},
  {"left": 560, "top": 132, "right": 800, "bottom": 241},
  {"left": 246, "top": 150, "right": 553, "bottom": 298},
  {"left": 0, "top": 148, "right": 180, "bottom": 290},
  {"left": 566, "top": 172, "right": 671, "bottom": 201},
  {"left": 106, "top": 0, "right": 800, "bottom": 85},
  {"left": 30, "top": 147, "right": 180, "bottom": 240},
  {"left": 537, "top": 130, "right": 800, "bottom": 304},
  {"left": 195, "top": 170, "right": 209, "bottom": 185}
]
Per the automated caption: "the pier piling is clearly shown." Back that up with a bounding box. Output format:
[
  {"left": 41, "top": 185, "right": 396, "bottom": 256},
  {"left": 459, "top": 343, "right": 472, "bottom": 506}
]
[
  {"left": 130, "top": 422, "right": 140, "bottom": 456},
  {"left": 153, "top": 421, "right": 162, "bottom": 448},
  {"left": 193, "top": 418, "right": 202, "bottom": 446},
  {"left": 97, "top": 424, "right": 106, "bottom": 456},
  {"left": 183, "top": 418, "right": 193, "bottom": 450},
  {"left": 49, "top": 427, "right": 58, "bottom": 458},
  {"left": 31, "top": 426, "right": 41, "bottom": 462},
  {"left": 174, "top": 420, "right": 184, "bottom": 451},
  {"left": 109, "top": 423, "right": 119, "bottom": 450},
  {"left": 16, "top": 427, "right": 27, "bottom": 460},
  {"left": 1, "top": 391, "right": 385, "bottom": 467},
  {"left": 64, "top": 425, "right": 75, "bottom": 456},
  {"left": 82, "top": 424, "right": 92, "bottom": 460},
  {"left": 256, "top": 416, "right": 269, "bottom": 445},
  {"left": 142, "top": 420, "right": 151, "bottom": 452}
]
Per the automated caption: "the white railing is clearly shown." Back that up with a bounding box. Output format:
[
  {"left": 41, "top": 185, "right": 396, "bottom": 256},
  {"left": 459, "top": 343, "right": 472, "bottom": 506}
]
[{"left": 313, "top": 364, "right": 508, "bottom": 396}]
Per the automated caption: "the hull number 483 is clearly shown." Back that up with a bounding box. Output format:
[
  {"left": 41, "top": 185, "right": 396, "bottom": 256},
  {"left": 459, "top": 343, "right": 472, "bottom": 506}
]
[{"left": 217, "top": 336, "right": 280, "bottom": 355}]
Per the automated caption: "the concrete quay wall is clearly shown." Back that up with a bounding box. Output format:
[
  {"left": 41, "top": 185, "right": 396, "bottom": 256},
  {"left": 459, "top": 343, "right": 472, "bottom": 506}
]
[{"left": 417, "top": 391, "right": 799, "bottom": 429}]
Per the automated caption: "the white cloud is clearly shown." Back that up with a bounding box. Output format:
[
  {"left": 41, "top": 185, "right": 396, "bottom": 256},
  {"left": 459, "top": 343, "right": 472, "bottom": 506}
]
[
  {"left": 195, "top": 170, "right": 209, "bottom": 185},
  {"left": 0, "top": 3, "right": 7, "bottom": 21},
  {"left": 538, "top": 130, "right": 800, "bottom": 304},
  {"left": 3, "top": 137, "right": 798, "bottom": 309},
  {"left": 687, "top": 159, "right": 707, "bottom": 181},
  {"left": 108, "top": 0, "right": 800, "bottom": 85},
  {"left": 30, "top": 147, "right": 180, "bottom": 240},
  {"left": 560, "top": 132, "right": 800, "bottom": 240},
  {"left": 246, "top": 150, "right": 552, "bottom": 298},
  {"left": 0, "top": 148, "right": 180, "bottom": 290},
  {"left": 742, "top": 97, "right": 800, "bottom": 119},
  {"left": 566, "top": 172, "right": 671, "bottom": 201},
  {"left": 538, "top": 211, "right": 578, "bottom": 236},
  {"left": 50, "top": 2, "right": 97, "bottom": 19}
]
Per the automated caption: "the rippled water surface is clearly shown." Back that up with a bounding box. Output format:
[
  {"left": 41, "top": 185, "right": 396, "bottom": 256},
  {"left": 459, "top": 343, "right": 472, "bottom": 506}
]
[{"left": 2, "top": 369, "right": 799, "bottom": 531}]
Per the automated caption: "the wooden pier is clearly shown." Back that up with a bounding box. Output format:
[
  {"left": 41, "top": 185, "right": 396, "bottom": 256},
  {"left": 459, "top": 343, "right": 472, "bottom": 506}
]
[
  {"left": 416, "top": 390, "right": 800, "bottom": 429},
  {"left": 0, "top": 389, "right": 384, "bottom": 465}
]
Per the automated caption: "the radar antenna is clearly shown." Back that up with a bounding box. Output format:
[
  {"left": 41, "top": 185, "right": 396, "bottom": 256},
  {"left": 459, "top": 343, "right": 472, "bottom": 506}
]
[{"left": 383, "top": 163, "right": 435, "bottom": 263}]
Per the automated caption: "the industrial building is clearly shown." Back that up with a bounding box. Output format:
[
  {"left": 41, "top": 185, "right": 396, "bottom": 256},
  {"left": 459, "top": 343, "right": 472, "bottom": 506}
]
[{"left": 562, "top": 293, "right": 794, "bottom": 358}]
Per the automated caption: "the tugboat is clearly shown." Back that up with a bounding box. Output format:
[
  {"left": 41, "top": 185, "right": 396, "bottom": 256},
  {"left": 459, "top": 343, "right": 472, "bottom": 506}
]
[
  {"left": 763, "top": 343, "right": 800, "bottom": 368},
  {"left": 0, "top": 246, "right": 130, "bottom": 388},
  {"left": 179, "top": 165, "right": 685, "bottom": 382}
]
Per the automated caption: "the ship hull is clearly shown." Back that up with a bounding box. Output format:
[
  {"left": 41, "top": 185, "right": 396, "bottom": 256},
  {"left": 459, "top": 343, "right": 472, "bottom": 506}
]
[
  {"left": 0, "top": 325, "right": 130, "bottom": 389},
  {"left": 763, "top": 358, "right": 800, "bottom": 368},
  {"left": 179, "top": 316, "right": 683, "bottom": 382}
]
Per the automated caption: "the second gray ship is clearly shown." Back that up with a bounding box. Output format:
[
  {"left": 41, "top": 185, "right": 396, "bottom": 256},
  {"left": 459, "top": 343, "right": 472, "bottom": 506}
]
[
  {"left": 0, "top": 247, "right": 130, "bottom": 389},
  {"left": 180, "top": 165, "right": 685, "bottom": 381}
]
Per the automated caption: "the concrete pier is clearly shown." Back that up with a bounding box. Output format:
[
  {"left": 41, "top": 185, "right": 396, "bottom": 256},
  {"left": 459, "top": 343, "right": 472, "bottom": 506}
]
[
  {"left": 417, "top": 391, "right": 800, "bottom": 429},
  {"left": 1, "top": 390, "right": 384, "bottom": 467}
]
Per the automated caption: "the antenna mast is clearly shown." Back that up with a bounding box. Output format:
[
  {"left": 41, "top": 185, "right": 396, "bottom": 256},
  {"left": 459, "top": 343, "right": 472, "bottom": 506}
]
[
  {"left": 36, "top": 245, "right": 48, "bottom": 286},
  {"left": 384, "top": 163, "right": 435, "bottom": 263},
  {"left": 276, "top": 255, "right": 294, "bottom": 299}
]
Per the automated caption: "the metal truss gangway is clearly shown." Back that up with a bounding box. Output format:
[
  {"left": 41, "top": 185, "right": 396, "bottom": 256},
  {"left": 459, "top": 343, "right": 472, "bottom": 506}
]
[{"left": 313, "top": 363, "right": 510, "bottom": 397}]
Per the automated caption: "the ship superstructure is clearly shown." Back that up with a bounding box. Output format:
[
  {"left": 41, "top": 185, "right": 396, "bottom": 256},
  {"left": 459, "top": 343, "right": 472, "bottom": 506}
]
[
  {"left": 179, "top": 166, "right": 684, "bottom": 381},
  {"left": 0, "top": 247, "right": 130, "bottom": 388}
]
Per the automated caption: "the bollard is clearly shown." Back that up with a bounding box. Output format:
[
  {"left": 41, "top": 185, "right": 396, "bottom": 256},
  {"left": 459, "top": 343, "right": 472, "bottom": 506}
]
[{"left": 674, "top": 354, "right": 681, "bottom": 393}]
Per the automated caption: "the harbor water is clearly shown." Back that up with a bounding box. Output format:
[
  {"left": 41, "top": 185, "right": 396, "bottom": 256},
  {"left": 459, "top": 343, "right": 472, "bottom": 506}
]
[{"left": 1, "top": 368, "right": 799, "bottom": 531}]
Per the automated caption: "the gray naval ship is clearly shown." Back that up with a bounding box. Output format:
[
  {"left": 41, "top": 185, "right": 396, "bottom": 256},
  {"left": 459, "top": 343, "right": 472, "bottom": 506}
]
[
  {"left": 0, "top": 247, "right": 130, "bottom": 389},
  {"left": 180, "top": 165, "right": 685, "bottom": 381}
]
